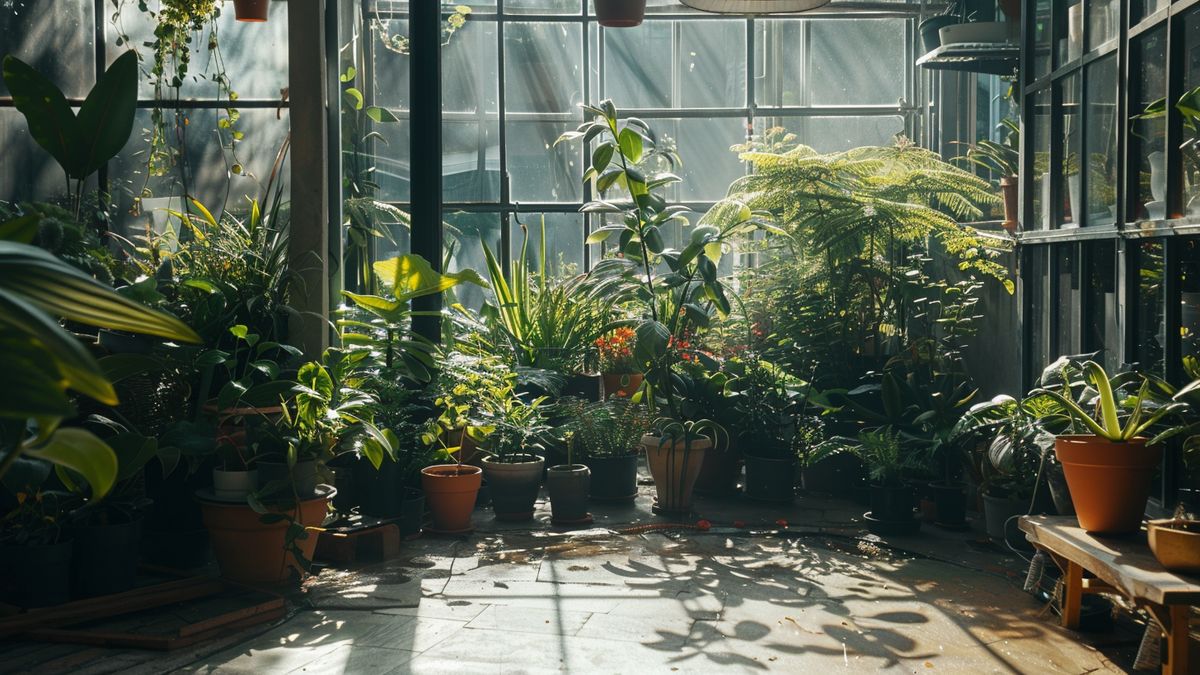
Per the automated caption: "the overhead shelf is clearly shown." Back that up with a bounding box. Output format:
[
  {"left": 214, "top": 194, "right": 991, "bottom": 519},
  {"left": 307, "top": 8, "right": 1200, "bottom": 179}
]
[{"left": 916, "top": 42, "right": 1020, "bottom": 76}]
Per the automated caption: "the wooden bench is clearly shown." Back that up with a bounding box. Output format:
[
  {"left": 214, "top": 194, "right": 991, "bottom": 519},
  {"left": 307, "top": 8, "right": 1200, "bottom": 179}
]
[{"left": 1020, "top": 515, "right": 1199, "bottom": 675}]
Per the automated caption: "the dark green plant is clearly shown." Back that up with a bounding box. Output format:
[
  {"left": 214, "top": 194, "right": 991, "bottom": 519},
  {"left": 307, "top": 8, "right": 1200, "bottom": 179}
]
[
  {"left": 0, "top": 202, "right": 121, "bottom": 284},
  {"left": 726, "top": 357, "right": 809, "bottom": 460},
  {"left": 0, "top": 490, "right": 68, "bottom": 547},
  {"left": 955, "top": 118, "right": 1020, "bottom": 178},
  {"left": 559, "top": 399, "right": 652, "bottom": 460},
  {"left": 1030, "top": 359, "right": 1183, "bottom": 442},
  {"left": 2, "top": 51, "right": 137, "bottom": 220}
]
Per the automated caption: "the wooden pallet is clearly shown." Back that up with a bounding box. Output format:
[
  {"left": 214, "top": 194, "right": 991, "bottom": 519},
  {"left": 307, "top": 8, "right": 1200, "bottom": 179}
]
[{"left": 315, "top": 515, "right": 402, "bottom": 565}]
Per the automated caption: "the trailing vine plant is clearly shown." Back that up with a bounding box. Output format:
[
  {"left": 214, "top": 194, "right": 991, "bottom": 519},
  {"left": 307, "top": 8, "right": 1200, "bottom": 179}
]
[
  {"left": 371, "top": 4, "right": 473, "bottom": 56},
  {"left": 110, "top": 0, "right": 247, "bottom": 212}
]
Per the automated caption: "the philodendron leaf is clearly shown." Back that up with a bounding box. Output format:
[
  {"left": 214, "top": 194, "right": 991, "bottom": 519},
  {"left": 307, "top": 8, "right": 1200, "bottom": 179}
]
[
  {"left": 74, "top": 50, "right": 138, "bottom": 178},
  {"left": 25, "top": 428, "right": 119, "bottom": 500},
  {"left": 2, "top": 55, "right": 78, "bottom": 177},
  {"left": 372, "top": 254, "right": 486, "bottom": 299}
]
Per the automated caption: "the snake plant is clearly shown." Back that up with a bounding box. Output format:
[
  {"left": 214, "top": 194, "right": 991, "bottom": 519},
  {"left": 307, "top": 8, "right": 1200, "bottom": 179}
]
[{"left": 1030, "top": 360, "right": 1185, "bottom": 442}]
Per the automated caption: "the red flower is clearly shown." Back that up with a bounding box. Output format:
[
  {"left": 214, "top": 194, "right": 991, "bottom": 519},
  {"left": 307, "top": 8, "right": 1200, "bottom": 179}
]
[
  {"left": 733, "top": 520, "right": 746, "bottom": 528},
  {"left": 775, "top": 519, "right": 789, "bottom": 529},
  {"left": 696, "top": 519, "right": 712, "bottom": 531}
]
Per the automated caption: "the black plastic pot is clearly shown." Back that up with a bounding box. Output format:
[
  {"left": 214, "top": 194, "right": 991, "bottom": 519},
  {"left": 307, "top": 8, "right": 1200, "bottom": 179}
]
[
  {"left": 586, "top": 454, "right": 638, "bottom": 502},
  {"left": 1046, "top": 465, "right": 1075, "bottom": 516},
  {"left": 482, "top": 455, "right": 544, "bottom": 521},
  {"left": 919, "top": 15, "right": 960, "bottom": 52},
  {"left": 694, "top": 443, "right": 742, "bottom": 498},
  {"left": 0, "top": 540, "right": 74, "bottom": 608},
  {"left": 564, "top": 373, "right": 603, "bottom": 403},
  {"left": 71, "top": 518, "right": 143, "bottom": 598},
  {"left": 142, "top": 457, "right": 210, "bottom": 569},
  {"left": 398, "top": 489, "right": 425, "bottom": 538},
  {"left": 802, "top": 452, "right": 868, "bottom": 500},
  {"left": 744, "top": 455, "right": 796, "bottom": 503},
  {"left": 869, "top": 483, "right": 915, "bottom": 522},
  {"left": 547, "top": 464, "right": 591, "bottom": 523},
  {"left": 356, "top": 457, "right": 406, "bottom": 518},
  {"left": 928, "top": 481, "right": 968, "bottom": 526}
]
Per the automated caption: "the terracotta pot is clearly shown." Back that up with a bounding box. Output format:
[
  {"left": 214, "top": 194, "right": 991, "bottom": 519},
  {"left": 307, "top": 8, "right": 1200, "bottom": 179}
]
[
  {"left": 257, "top": 459, "right": 322, "bottom": 499},
  {"left": 602, "top": 373, "right": 643, "bottom": 399},
  {"left": 643, "top": 434, "right": 710, "bottom": 515},
  {"left": 1147, "top": 519, "right": 1200, "bottom": 573},
  {"left": 421, "top": 464, "right": 482, "bottom": 533},
  {"left": 234, "top": 0, "right": 269, "bottom": 22},
  {"left": 481, "top": 454, "right": 544, "bottom": 521},
  {"left": 199, "top": 487, "right": 333, "bottom": 585},
  {"left": 1055, "top": 435, "right": 1160, "bottom": 535},
  {"left": 1000, "top": 176, "right": 1019, "bottom": 233},
  {"left": 206, "top": 403, "right": 284, "bottom": 452},
  {"left": 594, "top": 0, "right": 645, "bottom": 28}
]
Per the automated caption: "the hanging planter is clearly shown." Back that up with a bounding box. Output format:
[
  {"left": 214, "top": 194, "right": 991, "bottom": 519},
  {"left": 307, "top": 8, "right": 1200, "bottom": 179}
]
[
  {"left": 681, "top": 0, "right": 832, "bottom": 14},
  {"left": 233, "top": 0, "right": 270, "bottom": 23},
  {"left": 594, "top": 0, "right": 646, "bottom": 28}
]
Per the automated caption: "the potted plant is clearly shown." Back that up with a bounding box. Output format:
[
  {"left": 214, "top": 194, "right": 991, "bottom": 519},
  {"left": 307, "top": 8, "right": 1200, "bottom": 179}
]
[
  {"left": 730, "top": 357, "right": 808, "bottom": 503},
  {"left": 355, "top": 381, "right": 436, "bottom": 538},
  {"left": 957, "top": 119, "right": 1020, "bottom": 233},
  {"left": 547, "top": 431, "right": 591, "bottom": 525},
  {"left": 834, "top": 427, "right": 922, "bottom": 535},
  {"left": 0, "top": 489, "right": 72, "bottom": 608},
  {"left": 1031, "top": 360, "right": 1184, "bottom": 535},
  {"left": 919, "top": 1, "right": 962, "bottom": 52},
  {"left": 558, "top": 101, "right": 771, "bottom": 515},
  {"left": 597, "top": 327, "right": 643, "bottom": 399},
  {"left": 688, "top": 366, "right": 743, "bottom": 498},
  {"left": 563, "top": 398, "right": 650, "bottom": 502},
  {"left": 595, "top": 0, "right": 645, "bottom": 28},
  {"left": 420, "top": 389, "right": 485, "bottom": 534},
  {"left": 477, "top": 383, "right": 550, "bottom": 522},
  {"left": 233, "top": 0, "right": 269, "bottom": 22}
]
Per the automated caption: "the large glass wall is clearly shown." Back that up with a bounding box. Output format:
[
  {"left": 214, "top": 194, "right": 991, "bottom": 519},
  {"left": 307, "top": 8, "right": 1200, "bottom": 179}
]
[{"left": 350, "top": 1, "right": 919, "bottom": 277}]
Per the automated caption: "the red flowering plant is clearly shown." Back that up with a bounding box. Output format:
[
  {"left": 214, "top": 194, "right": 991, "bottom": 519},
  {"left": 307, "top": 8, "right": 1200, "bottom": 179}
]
[{"left": 595, "top": 327, "right": 641, "bottom": 374}]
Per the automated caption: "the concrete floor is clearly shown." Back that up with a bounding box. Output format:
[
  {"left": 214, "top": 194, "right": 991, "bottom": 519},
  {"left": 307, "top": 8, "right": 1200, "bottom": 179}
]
[{"left": 2, "top": 486, "right": 1141, "bottom": 674}]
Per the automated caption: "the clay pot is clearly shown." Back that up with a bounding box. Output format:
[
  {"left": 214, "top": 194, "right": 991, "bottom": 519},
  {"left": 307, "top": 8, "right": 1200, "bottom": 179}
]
[
  {"left": 595, "top": 0, "right": 645, "bottom": 28},
  {"left": 481, "top": 454, "right": 544, "bottom": 521},
  {"left": 1000, "top": 176, "right": 1019, "bottom": 233},
  {"left": 547, "top": 464, "right": 591, "bottom": 523},
  {"left": 234, "top": 0, "right": 269, "bottom": 22},
  {"left": 421, "top": 464, "right": 482, "bottom": 533},
  {"left": 257, "top": 459, "right": 322, "bottom": 499},
  {"left": 586, "top": 454, "right": 639, "bottom": 502},
  {"left": 1147, "top": 519, "right": 1200, "bottom": 573},
  {"left": 1055, "top": 435, "right": 1160, "bottom": 535},
  {"left": 602, "top": 373, "right": 643, "bottom": 399},
  {"left": 643, "top": 434, "right": 710, "bottom": 515},
  {"left": 199, "top": 487, "right": 333, "bottom": 585}
]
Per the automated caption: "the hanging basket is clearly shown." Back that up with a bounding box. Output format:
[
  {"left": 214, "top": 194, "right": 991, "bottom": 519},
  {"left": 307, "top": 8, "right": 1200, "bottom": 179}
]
[
  {"left": 595, "top": 0, "right": 646, "bottom": 28},
  {"left": 680, "top": 0, "right": 832, "bottom": 13},
  {"left": 233, "top": 0, "right": 270, "bottom": 23}
]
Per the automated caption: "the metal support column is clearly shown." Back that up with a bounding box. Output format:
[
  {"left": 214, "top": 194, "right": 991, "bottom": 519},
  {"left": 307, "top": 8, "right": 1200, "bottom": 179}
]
[{"left": 410, "top": 0, "right": 444, "bottom": 342}]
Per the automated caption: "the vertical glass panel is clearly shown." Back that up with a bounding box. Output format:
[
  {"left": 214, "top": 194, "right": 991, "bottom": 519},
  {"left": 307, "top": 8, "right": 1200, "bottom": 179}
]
[
  {"left": 1130, "top": 28, "right": 1168, "bottom": 221},
  {"left": 602, "top": 22, "right": 672, "bottom": 107},
  {"left": 506, "top": 121, "right": 582, "bottom": 202},
  {"left": 755, "top": 20, "right": 802, "bottom": 107},
  {"left": 679, "top": 21, "right": 745, "bottom": 108},
  {"left": 1025, "top": 247, "right": 1050, "bottom": 385},
  {"left": 444, "top": 19, "right": 499, "bottom": 113},
  {"left": 1054, "top": 244, "right": 1079, "bottom": 356},
  {"left": 1181, "top": 10, "right": 1200, "bottom": 218},
  {"left": 443, "top": 120, "right": 500, "bottom": 202},
  {"left": 1058, "top": 74, "right": 1082, "bottom": 227},
  {"left": 370, "top": 17, "right": 411, "bottom": 110},
  {"left": 1031, "top": 0, "right": 1052, "bottom": 80},
  {"left": 445, "top": 211, "right": 501, "bottom": 310},
  {"left": 1084, "top": 240, "right": 1119, "bottom": 371},
  {"left": 1133, "top": 0, "right": 1170, "bottom": 25},
  {"left": 808, "top": 20, "right": 905, "bottom": 106},
  {"left": 373, "top": 119, "right": 412, "bottom": 202},
  {"left": 511, "top": 212, "right": 584, "bottom": 278},
  {"left": 1085, "top": 0, "right": 1118, "bottom": 52},
  {"left": 1058, "top": 0, "right": 1083, "bottom": 65},
  {"left": 504, "top": 22, "right": 583, "bottom": 113},
  {"left": 1084, "top": 54, "right": 1118, "bottom": 226},
  {"left": 0, "top": 108, "right": 73, "bottom": 203},
  {"left": 603, "top": 20, "right": 744, "bottom": 109},
  {"left": 658, "top": 117, "right": 746, "bottom": 202},
  {"left": 1030, "top": 90, "right": 1051, "bottom": 230},
  {"left": 1136, "top": 239, "right": 1166, "bottom": 377},
  {"left": 753, "top": 116, "right": 905, "bottom": 154},
  {"left": 1181, "top": 238, "right": 1200, "bottom": 364},
  {"left": 507, "top": 0, "right": 582, "bottom": 14},
  {"left": 0, "top": 0, "right": 95, "bottom": 98}
]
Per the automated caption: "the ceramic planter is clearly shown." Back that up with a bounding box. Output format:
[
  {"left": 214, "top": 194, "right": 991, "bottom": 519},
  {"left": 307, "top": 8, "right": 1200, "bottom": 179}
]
[
  {"left": 981, "top": 492, "right": 1030, "bottom": 550},
  {"left": 71, "top": 517, "right": 143, "bottom": 598},
  {"left": 643, "top": 434, "right": 710, "bottom": 515},
  {"left": 0, "top": 540, "right": 73, "bottom": 608},
  {"left": 1055, "top": 435, "right": 1160, "bottom": 534},
  {"left": 213, "top": 468, "right": 258, "bottom": 502},
  {"left": 919, "top": 15, "right": 960, "bottom": 52},
  {"left": 586, "top": 454, "right": 639, "bottom": 502},
  {"left": 594, "top": 0, "right": 645, "bottom": 28},
  {"left": 257, "top": 459, "right": 322, "bottom": 499},
  {"left": 1000, "top": 176, "right": 1018, "bottom": 233},
  {"left": 602, "top": 373, "right": 643, "bottom": 399},
  {"left": 1147, "top": 519, "right": 1200, "bottom": 573},
  {"left": 421, "top": 464, "right": 482, "bottom": 533},
  {"left": 481, "top": 454, "right": 545, "bottom": 521},
  {"left": 234, "top": 0, "right": 269, "bottom": 22},
  {"left": 547, "top": 464, "right": 591, "bottom": 524},
  {"left": 199, "top": 486, "right": 333, "bottom": 585},
  {"left": 694, "top": 442, "right": 742, "bottom": 498},
  {"left": 743, "top": 454, "right": 796, "bottom": 503}
]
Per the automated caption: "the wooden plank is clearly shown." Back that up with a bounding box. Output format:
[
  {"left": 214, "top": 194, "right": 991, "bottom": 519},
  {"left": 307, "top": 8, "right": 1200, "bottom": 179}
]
[
  {"left": 177, "top": 595, "right": 285, "bottom": 638},
  {"left": 1063, "top": 561, "right": 1083, "bottom": 630},
  {"left": 25, "top": 605, "right": 286, "bottom": 651},
  {"left": 1165, "top": 604, "right": 1190, "bottom": 675},
  {"left": 1020, "top": 516, "right": 1200, "bottom": 606}
]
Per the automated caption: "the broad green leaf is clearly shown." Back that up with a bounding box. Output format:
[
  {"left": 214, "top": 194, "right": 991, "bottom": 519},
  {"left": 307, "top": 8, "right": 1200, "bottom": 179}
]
[
  {"left": 74, "top": 50, "right": 138, "bottom": 178},
  {"left": 0, "top": 214, "right": 39, "bottom": 244},
  {"left": 26, "top": 428, "right": 118, "bottom": 500},
  {"left": 2, "top": 55, "right": 78, "bottom": 177},
  {"left": 366, "top": 106, "right": 399, "bottom": 123}
]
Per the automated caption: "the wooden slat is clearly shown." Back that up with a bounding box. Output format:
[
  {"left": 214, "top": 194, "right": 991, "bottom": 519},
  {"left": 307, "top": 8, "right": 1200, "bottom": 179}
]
[{"left": 1020, "top": 515, "right": 1200, "bottom": 606}]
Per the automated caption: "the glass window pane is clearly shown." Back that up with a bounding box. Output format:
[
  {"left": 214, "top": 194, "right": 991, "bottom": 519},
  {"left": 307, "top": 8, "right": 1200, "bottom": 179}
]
[
  {"left": 443, "top": 120, "right": 500, "bottom": 202},
  {"left": 1182, "top": 10, "right": 1200, "bottom": 218},
  {"left": 0, "top": 1, "right": 95, "bottom": 98},
  {"left": 1059, "top": 0, "right": 1083, "bottom": 65},
  {"left": 1058, "top": 73, "right": 1081, "bottom": 227},
  {"left": 511, "top": 212, "right": 584, "bottom": 278},
  {"left": 1083, "top": 240, "right": 1119, "bottom": 371},
  {"left": 602, "top": 19, "right": 744, "bottom": 109},
  {"left": 370, "top": 17, "right": 411, "bottom": 111},
  {"left": 603, "top": 22, "right": 671, "bottom": 108},
  {"left": 1054, "top": 244, "right": 1079, "bottom": 355},
  {"left": 1030, "top": 90, "right": 1051, "bottom": 230},
  {"left": 1031, "top": 0, "right": 1051, "bottom": 80},
  {"left": 808, "top": 20, "right": 904, "bottom": 106},
  {"left": 1133, "top": 0, "right": 1169, "bottom": 25},
  {"left": 1180, "top": 238, "right": 1200, "bottom": 364},
  {"left": 679, "top": 21, "right": 745, "bottom": 108},
  {"left": 0, "top": 108, "right": 72, "bottom": 203},
  {"left": 1084, "top": 54, "right": 1118, "bottom": 226},
  {"left": 371, "top": 119, "right": 412, "bottom": 203},
  {"left": 444, "top": 20, "right": 499, "bottom": 113},
  {"left": 663, "top": 117, "right": 746, "bottom": 201},
  {"left": 1130, "top": 28, "right": 1168, "bottom": 221},
  {"left": 1086, "top": 0, "right": 1118, "bottom": 52},
  {"left": 1025, "top": 247, "right": 1050, "bottom": 384},
  {"left": 508, "top": 0, "right": 582, "bottom": 14},
  {"left": 505, "top": 22, "right": 582, "bottom": 113},
  {"left": 445, "top": 211, "right": 501, "bottom": 310},
  {"left": 506, "top": 121, "right": 583, "bottom": 202},
  {"left": 1136, "top": 239, "right": 1166, "bottom": 376}
]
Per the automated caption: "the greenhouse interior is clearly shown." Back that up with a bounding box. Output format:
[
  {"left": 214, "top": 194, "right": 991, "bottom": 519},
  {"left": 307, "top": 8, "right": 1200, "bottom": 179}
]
[{"left": 6, "top": 0, "right": 1200, "bottom": 672}]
